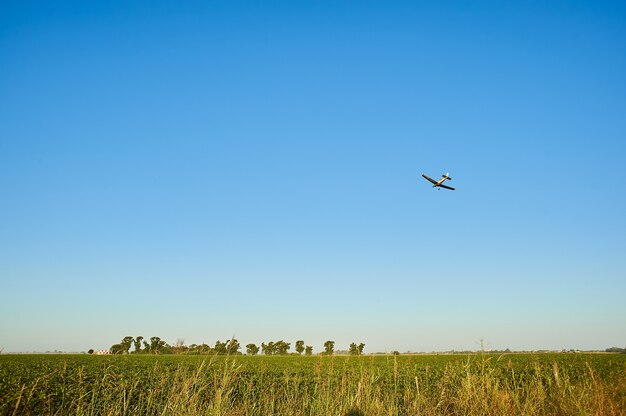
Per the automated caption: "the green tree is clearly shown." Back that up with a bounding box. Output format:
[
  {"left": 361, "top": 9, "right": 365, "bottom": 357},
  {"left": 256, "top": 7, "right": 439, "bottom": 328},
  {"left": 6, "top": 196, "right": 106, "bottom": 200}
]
[
  {"left": 349, "top": 342, "right": 359, "bottom": 355},
  {"left": 295, "top": 340, "right": 305, "bottom": 355},
  {"left": 87, "top": 349, "right": 94, "bottom": 354},
  {"left": 323, "top": 340, "right": 335, "bottom": 355},
  {"left": 358, "top": 343, "right": 365, "bottom": 355},
  {"left": 305, "top": 345, "right": 313, "bottom": 356},
  {"left": 121, "top": 336, "right": 134, "bottom": 354},
  {"left": 262, "top": 342, "right": 275, "bottom": 355},
  {"left": 213, "top": 340, "right": 228, "bottom": 355},
  {"left": 246, "top": 343, "right": 260, "bottom": 355},
  {"left": 150, "top": 337, "right": 168, "bottom": 354},
  {"left": 226, "top": 338, "right": 241, "bottom": 355},
  {"left": 134, "top": 336, "right": 144, "bottom": 354},
  {"left": 275, "top": 340, "right": 291, "bottom": 355},
  {"left": 110, "top": 343, "right": 124, "bottom": 354}
]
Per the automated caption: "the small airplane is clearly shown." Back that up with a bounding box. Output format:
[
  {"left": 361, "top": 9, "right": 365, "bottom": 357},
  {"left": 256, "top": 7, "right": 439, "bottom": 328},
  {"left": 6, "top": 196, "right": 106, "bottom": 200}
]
[{"left": 421, "top": 173, "right": 455, "bottom": 190}]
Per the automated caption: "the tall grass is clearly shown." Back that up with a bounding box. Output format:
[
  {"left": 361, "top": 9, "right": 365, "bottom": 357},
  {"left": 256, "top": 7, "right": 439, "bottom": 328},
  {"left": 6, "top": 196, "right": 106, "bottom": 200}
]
[{"left": 2, "top": 353, "right": 625, "bottom": 415}]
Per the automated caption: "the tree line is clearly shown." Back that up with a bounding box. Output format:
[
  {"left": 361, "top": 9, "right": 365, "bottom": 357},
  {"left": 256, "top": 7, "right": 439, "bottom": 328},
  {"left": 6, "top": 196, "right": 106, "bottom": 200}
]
[{"left": 102, "top": 336, "right": 365, "bottom": 356}]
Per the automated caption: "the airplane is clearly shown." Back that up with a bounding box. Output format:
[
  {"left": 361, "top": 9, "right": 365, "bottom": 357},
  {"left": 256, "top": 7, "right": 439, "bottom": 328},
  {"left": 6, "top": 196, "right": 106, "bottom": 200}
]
[{"left": 421, "top": 173, "right": 455, "bottom": 190}]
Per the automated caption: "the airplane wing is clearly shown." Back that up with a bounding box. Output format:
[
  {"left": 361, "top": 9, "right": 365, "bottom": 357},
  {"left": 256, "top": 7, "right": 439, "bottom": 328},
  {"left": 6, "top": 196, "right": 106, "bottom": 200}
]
[
  {"left": 438, "top": 184, "right": 455, "bottom": 190},
  {"left": 421, "top": 174, "right": 438, "bottom": 185}
]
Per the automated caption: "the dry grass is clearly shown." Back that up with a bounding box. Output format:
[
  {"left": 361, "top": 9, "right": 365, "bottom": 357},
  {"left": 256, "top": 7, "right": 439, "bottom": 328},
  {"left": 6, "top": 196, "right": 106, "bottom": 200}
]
[{"left": 2, "top": 353, "right": 625, "bottom": 415}]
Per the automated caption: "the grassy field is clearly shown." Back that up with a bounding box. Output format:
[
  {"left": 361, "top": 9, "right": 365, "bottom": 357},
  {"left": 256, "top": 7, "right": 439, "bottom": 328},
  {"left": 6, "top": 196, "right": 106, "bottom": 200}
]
[{"left": 1, "top": 352, "right": 625, "bottom": 415}]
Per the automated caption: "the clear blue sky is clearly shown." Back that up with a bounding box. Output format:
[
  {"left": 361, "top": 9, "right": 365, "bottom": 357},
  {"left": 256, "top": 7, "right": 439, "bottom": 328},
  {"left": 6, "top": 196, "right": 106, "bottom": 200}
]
[{"left": 1, "top": 1, "right": 625, "bottom": 353}]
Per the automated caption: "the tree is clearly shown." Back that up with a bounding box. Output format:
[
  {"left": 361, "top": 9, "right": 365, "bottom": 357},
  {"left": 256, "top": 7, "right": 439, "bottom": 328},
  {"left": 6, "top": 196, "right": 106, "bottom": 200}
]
[
  {"left": 246, "top": 343, "right": 260, "bottom": 355},
  {"left": 349, "top": 343, "right": 359, "bottom": 355},
  {"left": 275, "top": 340, "right": 291, "bottom": 355},
  {"left": 305, "top": 345, "right": 313, "bottom": 356},
  {"left": 358, "top": 343, "right": 365, "bottom": 355},
  {"left": 173, "top": 338, "right": 187, "bottom": 354},
  {"left": 260, "top": 340, "right": 291, "bottom": 355},
  {"left": 111, "top": 336, "right": 134, "bottom": 355},
  {"left": 295, "top": 340, "right": 305, "bottom": 355},
  {"left": 87, "top": 349, "right": 94, "bottom": 354},
  {"left": 323, "top": 340, "right": 335, "bottom": 355},
  {"left": 262, "top": 342, "right": 275, "bottom": 355},
  {"left": 197, "top": 343, "right": 211, "bottom": 354},
  {"left": 150, "top": 337, "right": 168, "bottom": 354},
  {"left": 134, "top": 336, "right": 144, "bottom": 354},
  {"left": 213, "top": 340, "right": 228, "bottom": 355},
  {"left": 121, "top": 336, "right": 134, "bottom": 354},
  {"left": 226, "top": 338, "right": 241, "bottom": 355}
]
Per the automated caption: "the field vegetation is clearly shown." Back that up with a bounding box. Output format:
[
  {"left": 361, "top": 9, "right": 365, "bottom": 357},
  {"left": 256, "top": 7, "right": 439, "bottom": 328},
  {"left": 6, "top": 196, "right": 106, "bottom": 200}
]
[{"left": 1, "top": 352, "right": 626, "bottom": 415}]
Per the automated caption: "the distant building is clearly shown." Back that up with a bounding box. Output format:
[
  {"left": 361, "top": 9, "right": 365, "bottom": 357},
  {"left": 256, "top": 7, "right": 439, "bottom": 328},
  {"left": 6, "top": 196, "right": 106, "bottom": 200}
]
[{"left": 96, "top": 349, "right": 111, "bottom": 355}]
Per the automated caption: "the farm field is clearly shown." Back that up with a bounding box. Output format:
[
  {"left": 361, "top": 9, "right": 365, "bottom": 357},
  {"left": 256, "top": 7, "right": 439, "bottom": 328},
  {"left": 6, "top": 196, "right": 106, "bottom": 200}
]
[{"left": 1, "top": 353, "right": 625, "bottom": 415}]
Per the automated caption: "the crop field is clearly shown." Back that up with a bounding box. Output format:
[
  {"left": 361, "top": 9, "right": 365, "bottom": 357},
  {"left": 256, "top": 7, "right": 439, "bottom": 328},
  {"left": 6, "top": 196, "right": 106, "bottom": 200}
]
[{"left": 1, "top": 353, "right": 625, "bottom": 415}]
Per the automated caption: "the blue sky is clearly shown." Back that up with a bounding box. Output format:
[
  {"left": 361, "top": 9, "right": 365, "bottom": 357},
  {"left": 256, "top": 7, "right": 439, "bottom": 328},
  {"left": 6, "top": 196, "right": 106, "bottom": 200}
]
[{"left": 1, "top": 1, "right": 625, "bottom": 353}]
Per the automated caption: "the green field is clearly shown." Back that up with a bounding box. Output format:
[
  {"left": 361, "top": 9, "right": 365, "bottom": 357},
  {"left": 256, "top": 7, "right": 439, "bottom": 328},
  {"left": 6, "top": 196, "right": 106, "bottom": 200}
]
[{"left": 1, "top": 353, "right": 625, "bottom": 415}]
